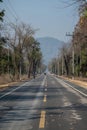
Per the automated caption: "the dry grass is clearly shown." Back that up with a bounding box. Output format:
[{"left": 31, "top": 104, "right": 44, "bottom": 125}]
[
  {"left": 0, "top": 74, "right": 12, "bottom": 85},
  {"left": 60, "top": 76, "right": 87, "bottom": 89},
  {"left": 0, "top": 74, "right": 28, "bottom": 85}
]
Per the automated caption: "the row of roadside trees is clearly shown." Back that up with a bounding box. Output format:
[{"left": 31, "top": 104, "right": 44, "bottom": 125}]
[
  {"left": 0, "top": 1, "right": 46, "bottom": 81},
  {"left": 0, "top": 22, "right": 46, "bottom": 80},
  {"left": 48, "top": 0, "right": 87, "bottom": 78}
]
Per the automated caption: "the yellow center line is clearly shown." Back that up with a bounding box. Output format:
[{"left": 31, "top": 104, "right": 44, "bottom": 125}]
[
  {"left": 45, "top": 80, "right": 47, "bottom": 87},
  {"left": 45, "top": 88, "right": 47, "bottom": 92},
  {"left": 44, "top": 79, "right": 47, "bottom": 91},
  {"left": 43, "top": 95, "right": 47, "bottom": 102},
  {"left": 45, "top": 84, "right": 47, "bottom": 87},
  {"left": 39, "top": 111, "right": 46, "bottom": 128}
]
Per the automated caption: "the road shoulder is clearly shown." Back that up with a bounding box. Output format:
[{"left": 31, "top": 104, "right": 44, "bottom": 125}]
[{"left": 57, "top": 76, "right": 87, "bottom": 90}]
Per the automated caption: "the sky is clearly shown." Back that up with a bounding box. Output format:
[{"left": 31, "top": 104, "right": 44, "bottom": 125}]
[{"left": 1, "top": 0, "right": 79, "bottom": 42}]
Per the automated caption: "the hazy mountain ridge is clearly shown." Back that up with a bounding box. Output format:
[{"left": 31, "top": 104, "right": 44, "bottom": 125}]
[{"left": 37, "top": 37, "right": 65, "bottom": 65}]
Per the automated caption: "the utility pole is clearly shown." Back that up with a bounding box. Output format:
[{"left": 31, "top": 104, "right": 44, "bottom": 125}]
[
  {"left": 7, "top": 39, "right": 10, "bottom": 75},
  {"left": 62, "top": 54, "right": 64, "bottom": 75},
  {"left": 72, "top": 46, "right": 74, "bottom": 79},
  {"left": 32, "top": 44, "right": 37, "bottom": 79},
  {"left": 66, "top": 32, "right": 75, "bottom": 79},
  {"left": 19, "top": 61, "right": 22, "bottom": 80},
  {"left": 58, "top": 55, "right": 60, "bottom": 76},
  {"left": 8, "top": 46, "right": 10, "bottom": 74}
]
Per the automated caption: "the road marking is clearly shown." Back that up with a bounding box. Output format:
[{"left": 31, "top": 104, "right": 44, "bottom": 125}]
[
  {"left": 52, "top": 80, "right": 55, "bottom": 84},
  {"left": 0, "top": 84, "right": 26, "bottom": 99},
  {"left": 45, "top": 79, "right": 47, "bottom": 87},
  {"left": 64, "top": 82, "right": 87, "bottom": 97},
  {"left": 43, "top": 95, "right": 47, "bottom": 102},
  {"left": 45, "top": 83, "right": 47, "bottom": 87},
  {"left": 46, "top": 80, "right": 47, "bottom": 87},
  {"left": 0, "top": 75, "right": 45, "bottom": 99},
  {"left": 45, "top": 88, "right": 47, "bottom": 92},
  {"left": 39, "top": 111, "right": 46, "bottom": 128},
  {"left": 55, "top": 77, "right": 87, "bottom": 97}
]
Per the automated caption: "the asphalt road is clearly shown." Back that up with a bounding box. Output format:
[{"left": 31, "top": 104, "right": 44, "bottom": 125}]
[{"left": 0, "top": 74, "right": 87, "bottom": 130}]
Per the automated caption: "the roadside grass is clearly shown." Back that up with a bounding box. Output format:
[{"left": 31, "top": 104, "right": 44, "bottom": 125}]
[
  {"left": 0, "top": 74, "right": 29, "bottom": 89},
  {"left": 59, "top": 76, "right": 87, "bottom": 89}
]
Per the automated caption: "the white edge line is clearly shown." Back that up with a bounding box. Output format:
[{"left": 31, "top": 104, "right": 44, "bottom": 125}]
[
  {"left": 55, "top": 77, "right": 87, "bottom": 97},
  {"left": 65, "top": 82, "right": 87, "bottom": 97},
  {"left": 29, "top": 76, "right": 46, "bottom": 110},
  {"left": 0, "top": 79, "right": 34, "bottom": 99},
  {"left": 0, "top": 74, "right": 44, "bottom": 99}
]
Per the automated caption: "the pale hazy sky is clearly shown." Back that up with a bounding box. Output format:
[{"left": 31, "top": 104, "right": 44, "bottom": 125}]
[{"left": 2, "top": 0, "right": 79, "bottom": 42}]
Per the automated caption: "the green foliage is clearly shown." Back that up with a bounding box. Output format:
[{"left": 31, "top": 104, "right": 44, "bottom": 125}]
[
  {"left": 0, "top": 48, "right": 8, "bottom": 74},
  {"left": 0, "top": 21, "right": 43, "bottom": 80},
  {"left": 80, "top": 49, "right": 87, "bottom": 76},
  {"left": 0, "top": 10, "right": 4, "bottom": 21},
  {"left": 0, "top": 0, "right": 4, "bottom": 21},
  {"left": 83, "top": 9, "right": 87, "bottom": 17}
]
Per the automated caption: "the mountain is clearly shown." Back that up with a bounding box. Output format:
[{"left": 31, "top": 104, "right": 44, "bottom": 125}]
[{"left": 37, "top": 37, "right": 65, "bottom": 65}]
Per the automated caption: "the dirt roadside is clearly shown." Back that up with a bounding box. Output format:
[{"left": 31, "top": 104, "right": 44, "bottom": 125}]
[
  {"left": 0, "top": 79, "right": 30, "bottom": 90},
  {"left": 0, "top": 74, "right": 40, "bottom": 90},
  {"left": 0, "top": 75, "right": 32, "bottom": 90}
]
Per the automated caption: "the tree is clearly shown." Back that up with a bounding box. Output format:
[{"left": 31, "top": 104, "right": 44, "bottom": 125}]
[
  {"left": 48, "top": 58, "right": 58, "bottom": 74},
  {"left": 0, "top": 36, "right": 8, "bottom": 74},
  {"left": 0, "top": 0, "right": 4, "bottom": 22},
  {"left": 71, "top": 1, "right": 87, "bottom": 77},
  {"left": 61, "top": 44, "right": 72, "bottom": 76},
  {"left": 24, "top": 36, "right": 42, "bottom": 78},
  {"left": 5, "top": 22, "right": 43, "bottom": 80},
  {"left": 32, "top": 41, "right": 42, "bottom": 78},
  {"left": 5, "top": 22, "right": 35, "bottom": 80}
]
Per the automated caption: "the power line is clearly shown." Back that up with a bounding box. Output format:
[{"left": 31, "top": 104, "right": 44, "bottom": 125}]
[
  {"left": 58, "top": 0, "right": 85, "bottom": 9},
  {"left": 7, "top": 0, "right": 20, "bottom": 20},
  {"left": 4, "top": 14, "right": 12, "bottom": 23},
  {"left": 3, "top": 0, "right": 18, "bottom": 21}
]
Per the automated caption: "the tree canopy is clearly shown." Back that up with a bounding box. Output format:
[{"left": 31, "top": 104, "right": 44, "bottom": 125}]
[{"left": 0, "top": 0, "right": 4, "bottom": 21}]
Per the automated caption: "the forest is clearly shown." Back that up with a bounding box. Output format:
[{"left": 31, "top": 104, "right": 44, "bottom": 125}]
[
  {"left": 0, "top": 0, "right": 46, "bottom": 83},
  {"left": 48, "top": 0, "right": 87, "bottom": 78}
]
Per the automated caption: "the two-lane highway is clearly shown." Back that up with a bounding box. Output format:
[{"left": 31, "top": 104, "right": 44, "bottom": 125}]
[{"left": 0, "top": 74, "right": 87, "bottom": 130}]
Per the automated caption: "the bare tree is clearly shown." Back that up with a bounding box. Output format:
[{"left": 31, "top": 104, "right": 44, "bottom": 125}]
[{"left": 6, "top": 22, "right": 35, "bottom": 80}]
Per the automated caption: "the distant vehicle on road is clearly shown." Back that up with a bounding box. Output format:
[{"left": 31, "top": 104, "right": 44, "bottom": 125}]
[{"left": 44, "top": 72, "right": 46, "bottom": 75}]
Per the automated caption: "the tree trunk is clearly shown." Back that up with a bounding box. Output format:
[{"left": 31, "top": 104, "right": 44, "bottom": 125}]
[
  {"left": 64, "top": 56, "right": 69, "bottom": 76},
  {"left": 28, "top": 62, "right": 32, "bottom": 78}
]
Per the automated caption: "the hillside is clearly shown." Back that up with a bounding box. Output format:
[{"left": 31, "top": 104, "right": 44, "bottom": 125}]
[{"left": 37, "top": 37, "right": 65, "bottom": 65}]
